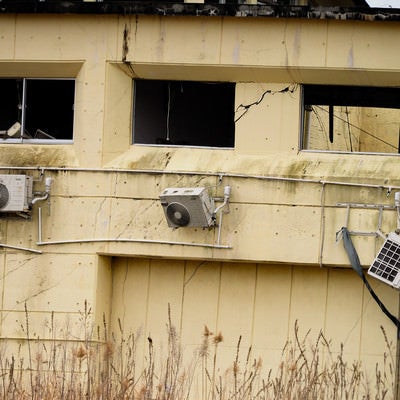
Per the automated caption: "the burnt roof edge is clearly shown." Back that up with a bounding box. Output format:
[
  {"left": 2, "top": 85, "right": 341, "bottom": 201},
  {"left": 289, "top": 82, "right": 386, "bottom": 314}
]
[{"left": 0, "top": 1, "right": 399, "bottom": 21}]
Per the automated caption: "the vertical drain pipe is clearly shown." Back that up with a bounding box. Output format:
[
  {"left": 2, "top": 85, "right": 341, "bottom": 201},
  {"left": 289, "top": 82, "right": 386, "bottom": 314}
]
[
  {"left": 35, "top": 177, "right": 52, "bottom": 244},
  {"left": 38, "top": 207, "right": 42, "bottom": 244},
  {"left": 215, "top": 186, "right": 231, "bottom": 246}
]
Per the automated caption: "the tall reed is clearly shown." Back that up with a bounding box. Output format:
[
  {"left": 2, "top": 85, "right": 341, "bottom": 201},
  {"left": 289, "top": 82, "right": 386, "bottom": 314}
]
[{"left": 0, "top": 304, "right": 394, "bottom": 400}]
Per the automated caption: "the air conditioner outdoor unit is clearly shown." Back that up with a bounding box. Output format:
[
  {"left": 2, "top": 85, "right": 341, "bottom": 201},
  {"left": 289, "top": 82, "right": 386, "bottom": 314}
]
[
  {"left": 0, "top": 174, "right": 33, "bottom": 212},
  {"left": 368, "top": 232, "right": 400, "bottom": 289},
  {"left": 159, "top": 187, "right": 215, "bottom": 228}
]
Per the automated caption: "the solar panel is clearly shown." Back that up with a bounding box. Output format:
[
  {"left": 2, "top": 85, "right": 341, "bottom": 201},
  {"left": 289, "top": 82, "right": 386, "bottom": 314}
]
[{"left": 368, "top": 232, "right": 400, "bottom": 289}]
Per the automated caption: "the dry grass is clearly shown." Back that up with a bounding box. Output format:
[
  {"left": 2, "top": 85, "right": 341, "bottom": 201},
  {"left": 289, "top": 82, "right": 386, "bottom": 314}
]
[{"left": 0, "top": 303, "right": 395, "bottom": 400}]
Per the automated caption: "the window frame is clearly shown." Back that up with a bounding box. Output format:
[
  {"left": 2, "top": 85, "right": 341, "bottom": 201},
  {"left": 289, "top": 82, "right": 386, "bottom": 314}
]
[
  {"left": 0, "top": 77, "right": 75, "bottom": 145},
  {"left": 301, "top": 84, "right": 400, "bottom": 155},
  {"left": 132, "top": 79, "right": 236, "bottom": 149}
]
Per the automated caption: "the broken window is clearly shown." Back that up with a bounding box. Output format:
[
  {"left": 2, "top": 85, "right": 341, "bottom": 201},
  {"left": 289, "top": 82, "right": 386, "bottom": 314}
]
[
  {"left": 302, "top": 85, "right": 400, "bottom": 154},
  {"left": 0, "top": 78, "right": 75, "bottom": 142},
  {"left": 133, "top": 79, "right": 235, "bottom": 148}
]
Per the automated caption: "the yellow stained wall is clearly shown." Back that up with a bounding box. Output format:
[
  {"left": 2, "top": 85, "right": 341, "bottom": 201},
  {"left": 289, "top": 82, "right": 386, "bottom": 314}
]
[
  {"left": 0, "top": 12, "right": 398, "bottom": 392},
  {"left": 111, "top": 258, "right": 398, "bottom": 387}
]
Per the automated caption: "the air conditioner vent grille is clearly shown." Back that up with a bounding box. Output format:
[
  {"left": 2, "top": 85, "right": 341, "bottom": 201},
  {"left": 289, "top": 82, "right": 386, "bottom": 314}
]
[
  {"left": 166, "top": 202, "right": 191, "bottom": 227},
  {"left": 0, "top": 184, "right": 10, "bottom": 209}
]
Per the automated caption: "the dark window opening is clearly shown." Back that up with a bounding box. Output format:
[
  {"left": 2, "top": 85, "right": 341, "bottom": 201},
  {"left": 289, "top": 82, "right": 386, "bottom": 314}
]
[
  {"left": 0, "top": 78, "right": 74, "bottom": 142},
  {"left": 302, "top": 85, "right": 400, "bottom": 154},
  {"left": 133, "top": 80, "right": 235, "bottom": 148}
]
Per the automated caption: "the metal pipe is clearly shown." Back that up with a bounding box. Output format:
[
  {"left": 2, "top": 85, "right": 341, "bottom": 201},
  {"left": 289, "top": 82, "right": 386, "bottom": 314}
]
[
  {"left": 214, "top": 185, "right": 231, "bottom": 215},
  {"left": 345, "top": 230, "right": 387, "bottom": 240},
  {"left": 37, "top": 238, "right": 232, "bottom": 249},
  {"left": 0, "top": 165, "right": 400, "bottom": 191},
  {"left": 0, "top": 243, "right": 41, "bottom": 254},
  {"left": 337, "top": 202, "right": 396, "bottom": 210},
  {"left": 31, "top": 192, "right": 49, "bottom": 205},
  {"left": 214, "top": 186, "right": 231, "bottom": 246},
  {"left": 217, "top": 210, "right": 223, "bottom": 246},
  {"left": 38, "top": 207, "right": 42, "bottom": 243},
  {"left": 320, "top": 180, "right": 395, "bottom": 190},
  {"left": 31, "top": 176, "right": 52, "bottom": 205},
  {"left": 35, "top": 183, "right": 231, "bottom": 249}
]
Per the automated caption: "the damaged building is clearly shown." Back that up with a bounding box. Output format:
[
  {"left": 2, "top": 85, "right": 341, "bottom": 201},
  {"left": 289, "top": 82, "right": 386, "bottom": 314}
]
[{"left": 0, "top": 0, "right": 399, "bottom": 398}]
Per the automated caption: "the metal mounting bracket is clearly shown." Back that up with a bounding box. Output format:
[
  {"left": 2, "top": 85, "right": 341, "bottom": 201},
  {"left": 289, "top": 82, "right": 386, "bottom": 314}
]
[{"left": 336, "top": 202, "right": 395, "bottom": 241}]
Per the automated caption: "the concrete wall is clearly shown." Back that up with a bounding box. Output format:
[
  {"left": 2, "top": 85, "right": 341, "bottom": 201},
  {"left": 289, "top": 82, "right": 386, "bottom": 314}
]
[{"left": 0, "top": 12, "right": 399, "bottom": 390}]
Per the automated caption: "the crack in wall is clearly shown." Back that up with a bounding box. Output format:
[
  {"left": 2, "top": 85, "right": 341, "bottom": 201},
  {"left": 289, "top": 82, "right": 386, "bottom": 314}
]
[
  {"left": 94, "top": 197, "right": 108, "bottom": 236},
  {"left": 1, "top": 263, "right": 81, "bottom": 325},
  {"left": 235, "top": 84, "right": 297, "bottom": 123},
  {"left": 183, "top": 260, "right": 206, "bottom": 288},
  {"left": 116, "top": 199, "right": 158, "bottom": 238},
  {"left": 1, "top": 255, "right": 38, "bottom": 282}
]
